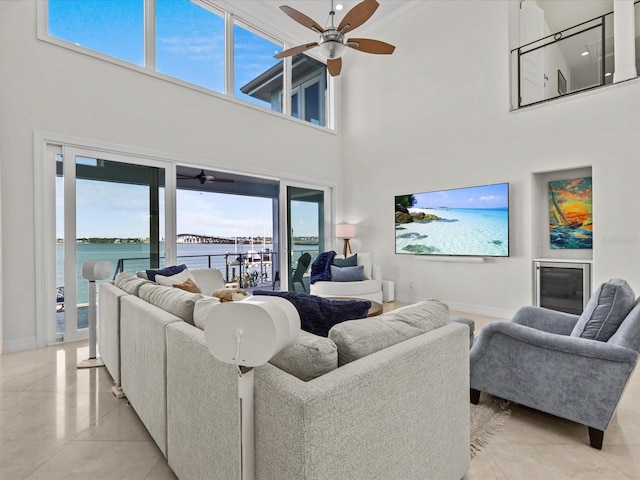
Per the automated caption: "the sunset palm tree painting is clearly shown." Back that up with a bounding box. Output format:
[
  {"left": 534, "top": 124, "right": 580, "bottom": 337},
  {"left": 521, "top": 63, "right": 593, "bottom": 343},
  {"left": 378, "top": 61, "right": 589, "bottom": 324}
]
[{"left": 548, "top": 177, "right": 592, "bottom": 249}]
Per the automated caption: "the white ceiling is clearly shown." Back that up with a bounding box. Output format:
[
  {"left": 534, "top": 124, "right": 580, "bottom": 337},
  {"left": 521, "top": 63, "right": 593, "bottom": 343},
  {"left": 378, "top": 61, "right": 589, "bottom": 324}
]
[
  {"left": 214, "top": 0, "right": 417, "bottom": 48},
  {"left": 537, "top": 0, "right": 613, "bottom": 34}
]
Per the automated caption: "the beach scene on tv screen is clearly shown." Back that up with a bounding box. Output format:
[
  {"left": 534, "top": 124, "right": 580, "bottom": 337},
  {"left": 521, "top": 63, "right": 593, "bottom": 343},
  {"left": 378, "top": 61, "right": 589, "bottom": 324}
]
[{"left": 395, "top": 183, "right": 509, "bottom": 257}]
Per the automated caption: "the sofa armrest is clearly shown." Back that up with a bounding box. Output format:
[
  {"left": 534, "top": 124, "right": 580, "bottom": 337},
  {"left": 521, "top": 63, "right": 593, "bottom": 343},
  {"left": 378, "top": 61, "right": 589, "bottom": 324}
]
[
  {"left": 511, "top": 305, "right": 579, "bottom": 335},
  {"left": 254, "top": 322, "right": 470, "bottom": 480}
]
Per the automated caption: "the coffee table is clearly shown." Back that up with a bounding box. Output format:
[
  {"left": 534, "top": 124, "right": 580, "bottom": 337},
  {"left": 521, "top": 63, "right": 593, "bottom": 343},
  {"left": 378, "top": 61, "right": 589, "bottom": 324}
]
[{"left": 328, "top": 297, "right": 383, "bottom": 317}]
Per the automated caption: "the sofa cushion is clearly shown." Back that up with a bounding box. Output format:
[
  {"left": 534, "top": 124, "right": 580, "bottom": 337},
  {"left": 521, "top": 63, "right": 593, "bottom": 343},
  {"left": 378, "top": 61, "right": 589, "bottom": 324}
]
[
  {"left": 333, "top": 254, "right": 357, "bottom": 267},
  {"left": 571, "top": 279, "right": 636, "bottom": 341},
  {"left": 269, "top": 330, "right": 338, "bottom": 381},
  {"left": 310, "top": 251, "right": 336, "bottom": 284},
  {"left": 252, "top": 290, "right": 370, "bottom": 337},
  {"left": 114, "top": 272, "right": 151, "bottom": 295},
  {"left": 357, "top": 252, "right": 374, "bottom": 280},
  {"left": 146, "top": 264, "right": 187, "bottom": 283},
  {"left": 329, "top": 300, "right": 449, "bottom": 365},
  {"left": 156, "top": 268, "right": 202, "bottom": 293},
  {"left": 330, "top": 265, "right": 364, "bottom": 282},
  {"left": 193, "top": 296, "right": 221, "bottom": 330},
  {"left": 138, "top": 283, "right": 202, "bottom": 325}
]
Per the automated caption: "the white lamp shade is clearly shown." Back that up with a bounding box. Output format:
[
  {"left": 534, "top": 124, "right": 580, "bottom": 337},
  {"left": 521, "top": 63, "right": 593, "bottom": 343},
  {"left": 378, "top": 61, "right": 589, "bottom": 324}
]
[
  {"left": 81, "top": 260, "right": 112, "bottom": 281},
  {"left": 204, "top": 296, "right": 301, "bottom": 367},
  {"left": 336, "top": 224, "right": 356, "bottom": 239}
]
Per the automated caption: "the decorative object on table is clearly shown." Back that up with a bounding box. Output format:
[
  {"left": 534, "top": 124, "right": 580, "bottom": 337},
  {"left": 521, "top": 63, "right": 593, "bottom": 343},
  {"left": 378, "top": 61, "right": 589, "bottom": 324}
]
[
  {"left": 204, "top": 296, "right": 300, "bottom": 480},
  {"left": 336, "top": 224, "right": 356, "bottom": 257},
  {"left": 548, "top": 176, "right": 592, "bottom": 249},
  {"left": 78, "top": 260, "right": 111, "bottom": 369}
]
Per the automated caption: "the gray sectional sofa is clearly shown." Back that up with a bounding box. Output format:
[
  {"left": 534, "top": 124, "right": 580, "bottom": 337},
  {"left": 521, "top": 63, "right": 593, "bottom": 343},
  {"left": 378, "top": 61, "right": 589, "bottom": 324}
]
[{"left": 99, "top": 270, "right": 471, "bottom": 480}]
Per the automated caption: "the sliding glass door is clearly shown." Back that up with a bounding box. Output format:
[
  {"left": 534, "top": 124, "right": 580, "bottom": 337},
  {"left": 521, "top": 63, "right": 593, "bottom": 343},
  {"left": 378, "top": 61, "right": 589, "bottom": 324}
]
[
  {"left": 56, "top": 147, "right": 167, "bottom": 342},
  {"left": 285, "top": 185, "right": 331, "bottom": 293}
]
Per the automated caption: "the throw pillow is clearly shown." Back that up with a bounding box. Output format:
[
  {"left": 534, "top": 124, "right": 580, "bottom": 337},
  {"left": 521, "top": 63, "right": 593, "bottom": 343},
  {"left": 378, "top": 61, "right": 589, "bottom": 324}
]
[
  {"left": 310, "top": 251, "right": 336, "bottom": 284},
  {"left": 269, "top": 330, "right": 338, "bottom": 381},
  {"left": 357, "top": 252, "right": 374, "bottom": 280},
  {"left": 156, "top": 268, "right": 202, "bottom": 293},
  {"left": 333, "top": 254, "right": 357, "bottom": 267},
  {"left": 212, "top": 288, "right": 249, "bottom": 302},
  {"left": 252, "top": 290, "right": 370, "bottom": 337},
  {"left": 146, "top": 264, "right": 187, "bottom": 283},
  {"left": 330, "top": 265, "right": 364, "bottom": 282},
  {"left": 329, "top": 300, "right": 449, "bottom": 365},
  {"left": 571, "top": 278, "right": 636, "bottom": 341},
  {"left": 173, "top": 278, "right": 201, "bottom": 294}
]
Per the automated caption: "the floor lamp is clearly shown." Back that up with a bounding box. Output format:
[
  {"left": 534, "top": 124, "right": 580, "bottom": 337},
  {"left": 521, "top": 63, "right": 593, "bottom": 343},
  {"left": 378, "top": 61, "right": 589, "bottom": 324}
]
[
  {"left": 204, "top": 296, "right": 300, "bottom": 480},
  {"left": 78, "top": 260, "right": 111, "bottom": 369},
  {"left": 336, "top": 223, "right": 356, "bottom": 257}
]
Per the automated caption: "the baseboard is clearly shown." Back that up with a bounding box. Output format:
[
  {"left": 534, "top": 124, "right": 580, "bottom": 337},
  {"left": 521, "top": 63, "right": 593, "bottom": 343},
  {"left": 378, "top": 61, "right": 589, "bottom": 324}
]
[
  {"left": 2, "top": 336, "right": 38, "bottom": 353},
  {"left": 395, "top": 295, "right": 513, "bottom": 320}
]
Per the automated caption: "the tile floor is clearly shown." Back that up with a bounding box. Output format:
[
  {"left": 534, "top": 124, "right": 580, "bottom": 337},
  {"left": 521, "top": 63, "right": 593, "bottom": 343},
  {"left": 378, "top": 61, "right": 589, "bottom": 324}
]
[{"left": 1, "top": 309, "right": 639, "bottom": 479}]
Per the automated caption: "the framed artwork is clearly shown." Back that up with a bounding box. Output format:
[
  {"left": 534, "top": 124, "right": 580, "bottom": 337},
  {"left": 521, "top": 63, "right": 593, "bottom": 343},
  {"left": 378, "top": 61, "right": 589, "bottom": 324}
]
[
  {"left": 558, "top": 70, "right": 567, "bottom": 95},
  {"left": 548, "top": 177, "right": 592, "bottom": 249}
]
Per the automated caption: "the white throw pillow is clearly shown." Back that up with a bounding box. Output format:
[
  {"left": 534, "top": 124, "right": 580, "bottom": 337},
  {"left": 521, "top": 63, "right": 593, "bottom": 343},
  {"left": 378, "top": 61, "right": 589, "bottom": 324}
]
[
  {"left": 156, "top": 269, "right": 201, "bottom": 293},
  {"left": 357, "top": 252, "right": 374, "bottom": 280}
]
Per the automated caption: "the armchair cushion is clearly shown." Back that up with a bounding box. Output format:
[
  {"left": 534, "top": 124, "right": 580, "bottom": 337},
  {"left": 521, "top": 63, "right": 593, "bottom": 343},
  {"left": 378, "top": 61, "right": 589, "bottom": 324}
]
[
  {"left": 330, "top": 265, "right": 364, "bottom": 282},
  {"left": 357, "top": 252, "right": 374, "bottom": 280},
  {"left": 571, "top": 279, "right": 635, "bottom": 341},
  {"left": 333, "top": 254, "right": 357, "bottom": 267}
]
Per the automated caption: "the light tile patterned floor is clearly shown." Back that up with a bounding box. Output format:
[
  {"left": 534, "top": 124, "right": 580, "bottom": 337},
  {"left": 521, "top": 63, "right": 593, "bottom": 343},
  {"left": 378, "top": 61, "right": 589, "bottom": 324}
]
[{"left": 1, "top": 308, "right": 639, "bottom": 479}]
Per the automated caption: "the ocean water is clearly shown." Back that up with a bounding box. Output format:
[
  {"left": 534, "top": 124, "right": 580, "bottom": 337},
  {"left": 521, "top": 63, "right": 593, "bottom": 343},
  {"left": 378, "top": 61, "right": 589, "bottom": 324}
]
[{"left": 395, "top": 208, "right": 509, "bottom": 257}]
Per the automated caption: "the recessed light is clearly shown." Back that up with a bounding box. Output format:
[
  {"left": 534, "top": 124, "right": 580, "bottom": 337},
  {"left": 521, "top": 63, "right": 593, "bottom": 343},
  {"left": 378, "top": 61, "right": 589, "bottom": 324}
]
[
  {"left": 581, "top": 51, "right": 589, "bottom": 56},
  {"left": 335, "top": 3, "right": 344, "bottom": 11}
]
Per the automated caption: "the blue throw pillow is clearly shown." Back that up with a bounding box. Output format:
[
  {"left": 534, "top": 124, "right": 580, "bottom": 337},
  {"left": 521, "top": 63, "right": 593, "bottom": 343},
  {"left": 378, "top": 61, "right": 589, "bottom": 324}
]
[
  {"left": 253, "top": 290, "right": 371, "bottom": 337},
  {"left": 571, "top": 279, "right": 636, "bottom": 341},
  {"left": 330, "top": 265, "right": 364, "bottom": 282},
  {"left": 333, "top": 254, "right": 357, "bottom": 267},
  {"left": 310, "top": 251, "right": 336, "bottom": 284},
  {"left": 146, "top": 264, "right": 187, "bottom": 283}
]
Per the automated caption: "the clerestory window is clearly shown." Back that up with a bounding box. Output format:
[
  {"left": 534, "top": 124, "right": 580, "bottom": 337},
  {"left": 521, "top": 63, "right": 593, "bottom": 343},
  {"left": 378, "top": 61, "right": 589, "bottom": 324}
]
[{"left": 43, "top": 0, "right": 331, "bottom": 129}]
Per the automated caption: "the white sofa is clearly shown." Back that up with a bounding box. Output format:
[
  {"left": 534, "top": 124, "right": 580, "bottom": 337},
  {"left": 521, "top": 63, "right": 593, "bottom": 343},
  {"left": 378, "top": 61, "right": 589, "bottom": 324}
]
[
  {"left": 99, "top": 270, "right": 471, "bottom": 480},
  {"left": 310, "top": 252, "right": 383, "bottom": 303}
]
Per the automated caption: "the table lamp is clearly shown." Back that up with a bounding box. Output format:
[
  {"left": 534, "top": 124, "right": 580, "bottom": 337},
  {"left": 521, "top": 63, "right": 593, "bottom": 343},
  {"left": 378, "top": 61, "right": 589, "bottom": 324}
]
[
  {"left": 204, "top": 296, "right": 300, "bottom": 480},
  {"left": 78, "top": 260, "right": 111, "bottom": 369},
  {"left": 336, "top": 223, "right": 356, "bottom": 257}
]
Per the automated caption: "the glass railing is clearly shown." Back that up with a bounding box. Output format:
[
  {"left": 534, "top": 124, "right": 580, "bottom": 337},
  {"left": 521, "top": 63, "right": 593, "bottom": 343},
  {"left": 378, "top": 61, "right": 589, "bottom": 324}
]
[{"left": 511, "top": 12, "right": 615, "bottom": 109}]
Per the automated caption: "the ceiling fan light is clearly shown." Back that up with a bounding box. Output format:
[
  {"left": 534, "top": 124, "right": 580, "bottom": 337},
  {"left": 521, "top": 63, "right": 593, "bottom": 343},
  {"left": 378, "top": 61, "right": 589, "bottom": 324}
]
[{"left": 318, "top": 40, "right": 346, "bottom": 59}]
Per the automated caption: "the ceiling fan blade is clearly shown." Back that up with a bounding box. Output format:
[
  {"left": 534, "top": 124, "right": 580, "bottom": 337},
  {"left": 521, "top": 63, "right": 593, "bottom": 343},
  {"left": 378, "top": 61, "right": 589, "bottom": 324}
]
[
  {"left": 274, "top": 42, "right": 319, "bottom": 59},
  {"left": 338, "top": 0, "right": 379, "bottom": 33},
  {"left": 327, "top": 58, "right": 342, "bottom": 77},
  {"left": 347, "top": 38, "right": 395, "bottom": 55},
  {"left": 279, "top": 5, "right": 324, "bottom": 33}
]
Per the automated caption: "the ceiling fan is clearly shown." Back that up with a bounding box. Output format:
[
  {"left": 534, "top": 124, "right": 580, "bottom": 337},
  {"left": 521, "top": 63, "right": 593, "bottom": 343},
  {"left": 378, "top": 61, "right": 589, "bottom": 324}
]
[
  {"left": 274, "top": 0, "right": 395, "bottom": 76},
  {"left": 177, "top": 169, "right": 234, "bottom": 184}
]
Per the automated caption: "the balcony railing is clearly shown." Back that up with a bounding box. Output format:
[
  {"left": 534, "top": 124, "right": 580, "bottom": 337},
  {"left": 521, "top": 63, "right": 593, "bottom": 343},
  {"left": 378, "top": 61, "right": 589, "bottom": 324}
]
[{"left": 512, "top": 11, "right": 615, "bottom": 109}]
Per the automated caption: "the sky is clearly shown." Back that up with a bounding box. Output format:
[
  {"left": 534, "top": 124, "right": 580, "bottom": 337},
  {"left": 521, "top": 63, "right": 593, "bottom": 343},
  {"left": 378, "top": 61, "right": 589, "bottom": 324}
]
[{"left": 411, "top": 183, "right": 509, "bottom": 210}]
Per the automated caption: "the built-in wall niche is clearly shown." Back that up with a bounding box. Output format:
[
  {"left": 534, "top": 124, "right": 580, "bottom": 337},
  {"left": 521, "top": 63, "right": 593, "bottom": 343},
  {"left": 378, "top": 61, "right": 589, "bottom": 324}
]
[{"left": 531, "top": 166, "right": 593, "bottom": 261}]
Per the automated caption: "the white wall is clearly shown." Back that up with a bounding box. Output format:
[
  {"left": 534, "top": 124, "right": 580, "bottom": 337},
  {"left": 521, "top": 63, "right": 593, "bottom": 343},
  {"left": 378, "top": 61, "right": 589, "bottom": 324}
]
[
  {"left": 341, "top": 0, "right": 640, "bottom": 317},
  {"left": 0, "top": 1, "right": 341, "bottom": 349}
]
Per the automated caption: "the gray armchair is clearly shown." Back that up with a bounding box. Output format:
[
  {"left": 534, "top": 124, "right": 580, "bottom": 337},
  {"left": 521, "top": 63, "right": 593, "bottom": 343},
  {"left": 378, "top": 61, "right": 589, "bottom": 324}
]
[{"left": 470, "top": 280, "right": 640, "bottom": 449}]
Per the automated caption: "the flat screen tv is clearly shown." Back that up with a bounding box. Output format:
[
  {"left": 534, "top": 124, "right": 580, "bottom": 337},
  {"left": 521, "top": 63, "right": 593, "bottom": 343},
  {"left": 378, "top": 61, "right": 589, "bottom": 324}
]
[{"left": 395, "top": 182, "right": 509, "bottom": 257}]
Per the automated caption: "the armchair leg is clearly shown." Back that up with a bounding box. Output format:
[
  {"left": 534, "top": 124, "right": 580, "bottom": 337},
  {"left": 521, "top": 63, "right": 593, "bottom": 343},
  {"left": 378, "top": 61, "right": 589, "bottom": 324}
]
[
  {"left": 588, "top": 427, "right": 604, "bottom": 449},
  {"left": 470, "top": 388, "right": 480, "bottom": 405}
]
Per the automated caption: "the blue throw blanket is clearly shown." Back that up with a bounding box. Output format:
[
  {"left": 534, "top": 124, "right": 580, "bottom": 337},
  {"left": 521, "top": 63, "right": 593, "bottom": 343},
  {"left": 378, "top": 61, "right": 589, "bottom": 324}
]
[
  {"left": 310, "top": 250, "right": 336, "bottom": 284},
  {"left": 252, "top": 290, "right": 371, "bottom": 337}
]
